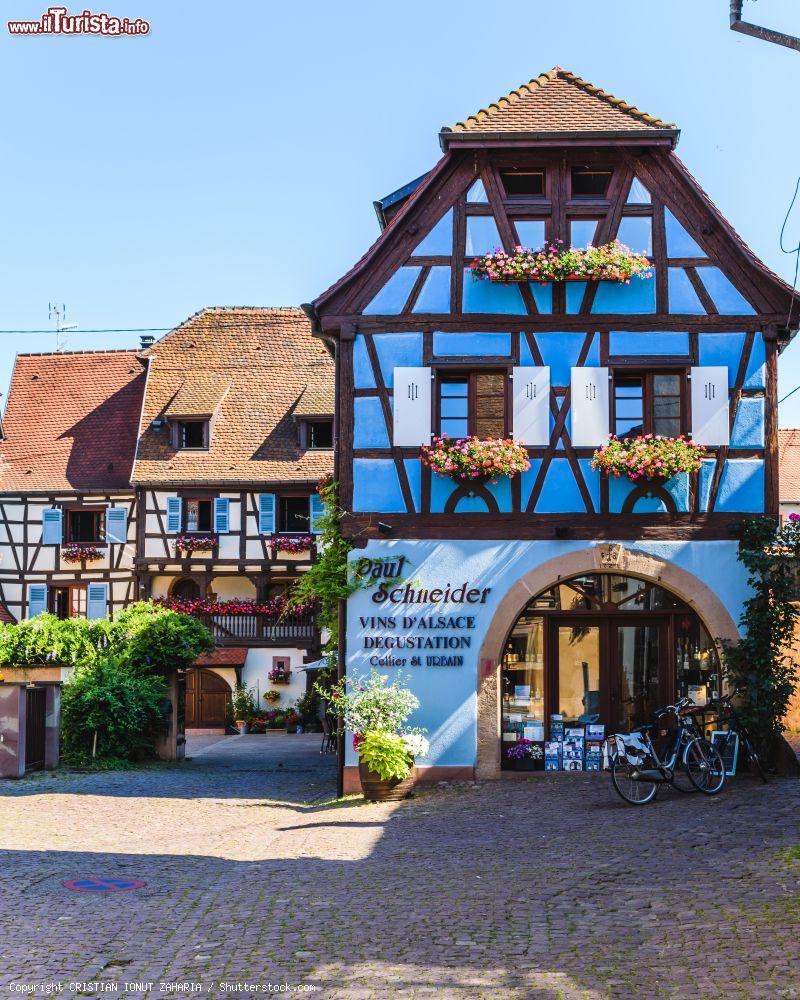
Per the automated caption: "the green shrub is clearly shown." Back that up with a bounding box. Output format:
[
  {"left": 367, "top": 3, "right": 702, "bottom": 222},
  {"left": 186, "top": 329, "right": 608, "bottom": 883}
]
[
  {"left": 229, "top": 684, "right": 256, "bottom": 722},
  {"left": 106, "top": 603, "right": 214, "bottom": 676},
  {"left": 60, "top": 654, "right": 168, "bottom": 767},
  {"left": 357, "top": 730, "right": 412, "bottom": 781},
  {"left": 0, "top": 613, "right": 105, "bottom": 668}
]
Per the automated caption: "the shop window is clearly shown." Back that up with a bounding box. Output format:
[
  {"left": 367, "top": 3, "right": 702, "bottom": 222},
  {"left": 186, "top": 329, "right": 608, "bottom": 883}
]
[
  {"left": 304, "top": 419, "right": 333, "bottom": 450},
  {"left": 66, "top": 509, "right": 103, "bottom": 543},
  {"left": 571, "top": 167, "right": 612, "bottom": 198},
  {"left": 185, "top": 498, "right": 213, "bottom": 533},
  {"left": 50, "top": 585, "right": 87, "bottom": 620},
  {"left": 437, "top": 372, "right": 506, "bottom": 439},
  {"left": 279, "top": 495, "right": 310, "bottom": 534},
  {"left": 500, "top": 168, "right": 545, "bottom": 199},
  {"left": 613, "top": 372, "right": 683, "bottom": 439},
  {"left": 174, "top": 420, "right": 208, "bottom": 450}
]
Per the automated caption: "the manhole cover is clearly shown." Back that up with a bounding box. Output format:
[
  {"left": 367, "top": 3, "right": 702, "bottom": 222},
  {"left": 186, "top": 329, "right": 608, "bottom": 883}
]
[{"left": 63, "top": 878, "right": 145, "bottom": 893}]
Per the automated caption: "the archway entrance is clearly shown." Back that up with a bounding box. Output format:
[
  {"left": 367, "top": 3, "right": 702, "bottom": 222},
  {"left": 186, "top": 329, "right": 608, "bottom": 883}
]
[
  {"left": 500, "top": 573, "right": 720, "bottom": 770},
  {"left": 186, "top": 668, "right": 231, "bottom": 729}
]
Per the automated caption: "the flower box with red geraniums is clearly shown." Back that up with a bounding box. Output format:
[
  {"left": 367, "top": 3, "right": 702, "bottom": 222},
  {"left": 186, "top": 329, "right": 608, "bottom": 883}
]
[
  {"left": 175, "top": 534, "right": 215, "bottom": 555},
  {"left": 61, "top": 543, "right": 105, "bottom": 564},
  {"left": 270, "top": 534, "right": 315, "bottom": 554},
  {"left": 469, "top": 239, "right": 652, "bottom": 285},
  {"left": 590, "top": 435, "right": 705, "bottom": 485},
  {"left": 420, "top": 436, "right": 530, "bottom": 484},
  {"left": 268, "top": 667, "right": 292, "bottom": 684},
  {"left": 153, "top": 595, "right": 318, "bottom": 619}
]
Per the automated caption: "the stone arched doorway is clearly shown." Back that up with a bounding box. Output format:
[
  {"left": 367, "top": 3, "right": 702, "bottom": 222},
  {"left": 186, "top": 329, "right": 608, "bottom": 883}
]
[{"left": 475, "top": 545, "right": 740, "bottom": 779}]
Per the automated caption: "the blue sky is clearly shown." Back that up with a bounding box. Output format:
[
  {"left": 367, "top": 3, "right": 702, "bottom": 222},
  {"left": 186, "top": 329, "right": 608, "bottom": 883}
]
[{"left": 1, "top": 0, "right": 799, "bottom": 418}]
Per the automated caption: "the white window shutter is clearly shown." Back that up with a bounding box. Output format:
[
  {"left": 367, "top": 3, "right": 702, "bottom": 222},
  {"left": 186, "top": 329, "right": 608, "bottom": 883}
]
[
  {"left": 512, "top": 367, "right": 550, "bottom": 445},
  {"left": 27, "top": 584, "right": 48, "bottom": 618},
  {"left": 691, "top": 366, "right": 729, "bottom": 446},
  {"left": 105, "top": 506, "right": 127, "bottom": 544},
  {"left": 393, "top": 367, "right": 432, "bottom": 447},
  {"left": 213, "top": 497, "right": 230, "bottom": 534},
  {"left": 259, "top": 493, "right": 276, "bottom": 534},
  {"left": 309, "top": 494, "right": 325, "bottom": 535},
  {"left": 570, "top": 367, "right": 609, "bottom": 447},
  {"left": 166, "top": 496, "right": 182, "bottom": 533},
  {"left": 87, "top": 583, "right": 108, "bottom": 621},
  {"left": 42, "top": 508, "right": 62, "bottom": 545}
]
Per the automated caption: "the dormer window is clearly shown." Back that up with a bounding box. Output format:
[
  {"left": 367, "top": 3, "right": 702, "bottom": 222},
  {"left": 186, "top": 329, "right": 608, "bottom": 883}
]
[
  {"left": 306, "top": 419, "right": 333, "bottom": 449},
  {"left": 500, "top": 168, "right": 546, "bottom": 200},
  {"left": 571, "top": 167, "right": 612, "bottom": 199},
  {"left": 175, "top": 420, "right": 208, "bottom": 450}
]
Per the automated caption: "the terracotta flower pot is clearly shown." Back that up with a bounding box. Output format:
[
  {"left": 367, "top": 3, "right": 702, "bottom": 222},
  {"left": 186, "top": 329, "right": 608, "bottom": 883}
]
[{"left": 358, "top": 760, "right": 417, "bottom": 802}]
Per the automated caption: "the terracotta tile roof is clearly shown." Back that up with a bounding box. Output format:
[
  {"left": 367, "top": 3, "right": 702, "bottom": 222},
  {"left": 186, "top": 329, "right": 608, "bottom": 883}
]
[
  {"left": 195, "top": 647, "right": 248, "bottom": 667},
  {"left": 164, "top": 377, "right": 231, "bottom": 419},
  {"left": 294, "top": 374, "right": 334, "bottom": 417},
  {"left": 442, "top": 68, "right": 677, "bottom": 142},
  {"left": 0, "top": 350, "right": 145, "bottom": 492},
  {"left": 0, "top": 601, "right": 16, "bottom": 624},
  {"left": 779, "top": 429, "right": 800, "bottom": 503},
  {"left": 132, "top": 307, "right": 334, "bottom": 486}
]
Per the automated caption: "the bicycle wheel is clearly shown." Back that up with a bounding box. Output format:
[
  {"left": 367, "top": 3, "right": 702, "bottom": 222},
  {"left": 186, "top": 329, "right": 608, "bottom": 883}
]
[
  {"left": 684, "top": 739, "right": 726, "bottom": 795},
  {"left": 611, "top": 757, "right": 658, "bottom": 805},
  {"left": 741, "top": 733, "right": 768, "bottom": 784}
]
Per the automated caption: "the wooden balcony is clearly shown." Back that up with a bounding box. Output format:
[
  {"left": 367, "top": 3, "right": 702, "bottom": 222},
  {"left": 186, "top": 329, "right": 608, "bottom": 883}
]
[{"left": 193, "top": 610, "right": 317, "bottom": 648}]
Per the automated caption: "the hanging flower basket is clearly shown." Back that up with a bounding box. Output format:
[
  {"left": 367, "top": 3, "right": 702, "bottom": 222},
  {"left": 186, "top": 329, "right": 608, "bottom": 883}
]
[
  {"left": 271, "top": 534, "right": 315, "bottom": 554},
  {"left": 469, "top": 239, "right": 652, "bottom": 284},
  {"left": 591, "top": 435, "right": 705, "bottom": 485},
  {"left": 421, "top": 436, "right": 530, "bottom": 484},
  {"left": 175, "top": 534, "right": 215, "bottom": 555},
  {"left": 61, "top": 543, "right": 104, "bottom": 564},
  {"left": 268, "top": 667, "right": 292, "bottom": 684}
]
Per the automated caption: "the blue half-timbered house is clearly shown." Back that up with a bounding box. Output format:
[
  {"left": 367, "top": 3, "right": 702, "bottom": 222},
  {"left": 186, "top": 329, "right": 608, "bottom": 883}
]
[{"left": 305, "top": 69, "right": 800, "bottom": 788}]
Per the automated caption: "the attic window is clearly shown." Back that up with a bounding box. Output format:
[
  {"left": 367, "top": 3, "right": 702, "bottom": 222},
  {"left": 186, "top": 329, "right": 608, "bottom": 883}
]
[
  {"left": 175, "top": 420, "right": 208, "bottom": 450},
  {"left": 307, "top": 419, "right": 333, "bottom": 449},
  {"left": 571, "top": 168, "right": 612, "bottom": 198},
  {"left": 500, "top": 169, "right": 545, "bottom": 200}
]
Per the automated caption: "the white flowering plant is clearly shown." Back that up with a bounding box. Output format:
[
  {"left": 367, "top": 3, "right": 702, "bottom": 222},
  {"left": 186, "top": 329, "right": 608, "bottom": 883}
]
[
  {"left": 318, "top": 668, "right": 421, "bottom": 737},
  {"left": 401, "top": 732, "right": 430, "bottom": 759}
]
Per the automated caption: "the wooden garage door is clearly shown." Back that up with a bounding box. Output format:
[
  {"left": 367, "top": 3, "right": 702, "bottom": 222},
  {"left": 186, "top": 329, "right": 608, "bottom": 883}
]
[{"left": 186, "top": 669, "right": 231, "bottom": 728}]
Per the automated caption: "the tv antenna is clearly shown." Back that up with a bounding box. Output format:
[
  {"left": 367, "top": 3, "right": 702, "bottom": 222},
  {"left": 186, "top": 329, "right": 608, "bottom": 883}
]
[
  {"left": 730, "top": 0, "right": 800, "bottom": 52},
  {"left": 48, "top": 303, "right": 79, "bottom": 352}
]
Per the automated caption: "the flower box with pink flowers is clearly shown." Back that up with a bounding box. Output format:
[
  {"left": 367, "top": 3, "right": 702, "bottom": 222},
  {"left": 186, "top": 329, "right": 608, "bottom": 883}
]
[
  {"left": 420, "top": 436, "right": 530, "bottom": 485},
  {"left": 591, "top": 435, "right": 705, "bottom": 487},
  {"left": 61, "top": 543, "right": 105, "bottom": 564},
  {"left": 469, "top": 239, "right": 652, "bottom": 285}
]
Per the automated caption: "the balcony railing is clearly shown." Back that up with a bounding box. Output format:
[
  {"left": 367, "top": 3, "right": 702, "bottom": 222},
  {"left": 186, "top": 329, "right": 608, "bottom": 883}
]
[{"left": 194, "top": 611, "right": 317, "bottom": 646}]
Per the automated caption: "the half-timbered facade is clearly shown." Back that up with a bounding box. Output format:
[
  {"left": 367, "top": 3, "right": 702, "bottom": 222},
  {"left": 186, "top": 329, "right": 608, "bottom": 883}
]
[
  {"left": 132, "top": 308, "right": 334, "bottom": 725},
  {"left": 0, "top": 350, "right": 145, "bottom": 630},
  {"left": 307, "top": 68, "right": 800, "bottom": 788}
]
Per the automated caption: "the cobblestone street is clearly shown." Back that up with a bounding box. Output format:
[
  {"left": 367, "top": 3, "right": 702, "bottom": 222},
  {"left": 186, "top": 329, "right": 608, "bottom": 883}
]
[{"left": 0, "top": 735, "right": 798, "bottom": 999}]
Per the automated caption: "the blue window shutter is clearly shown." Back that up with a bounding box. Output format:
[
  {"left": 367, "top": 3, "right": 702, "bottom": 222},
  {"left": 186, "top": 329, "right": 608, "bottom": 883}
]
[
  {"left": 87, "top": 583, "right": 108, "bottom": 621},
  {"left": 309, "top": 494, "right": 325, "bottom": 535},
  {"left": 214, "top": 497, "right": 230, "bottom": 533},
  {"left": 258, "top": 493, "right": 276, "bottom": 534},
  {"left": 42, "top": 508, "right": 62, "bottom": 545},
  {"left": 105, "top": 506, "right": 127, "bottom": 544},
  {"left": 166, "top": 496, "right": 182, "bottom": 533},
  {"left": 27, "top": 584, "right": 48, "bottom": 618}
]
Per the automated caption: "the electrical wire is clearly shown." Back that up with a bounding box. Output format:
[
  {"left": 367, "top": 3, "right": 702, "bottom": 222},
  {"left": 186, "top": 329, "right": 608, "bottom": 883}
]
[
  {"left": 780, "top": 174, "right": 800, "bottom": 333},
  {"left": 0, "top": 327, "right": 171, "bottom": 334}
]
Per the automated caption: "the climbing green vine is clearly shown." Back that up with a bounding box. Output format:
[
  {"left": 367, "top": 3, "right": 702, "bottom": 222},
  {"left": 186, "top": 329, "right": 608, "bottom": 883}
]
[{"left": 723, "top": 515, "right": 800, "bottom": 752}]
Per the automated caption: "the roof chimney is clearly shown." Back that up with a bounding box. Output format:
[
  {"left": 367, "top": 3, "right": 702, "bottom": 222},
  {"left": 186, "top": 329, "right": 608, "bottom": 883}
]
[{"left": 140, "top": 334, "right": 156, "bottom": 349}]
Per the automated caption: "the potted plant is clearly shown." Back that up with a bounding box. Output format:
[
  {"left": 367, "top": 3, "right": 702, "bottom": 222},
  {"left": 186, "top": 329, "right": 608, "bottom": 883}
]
[
  {"left": 175, "top": 534, "right": 216, "bottom": 556},
  {"left": 469, "top": 239, "right": 652, "bottom": 284},
  {"left": 61, "top": 543, "right": 105, "bottom": 564},
  {"left": 506, "top": 739, "right": 545, "bottom": 772},
  {"left": 230, "top": 684, "right": 256, "bottom": 735},
  {"left": 268, "top": 666, "right": 292, "bottom": 684},
  {"left": 420, "top": 436, "right": 530, "bottom": 485},
  {"left": 271, "top": 534, "right": 315, "bottom": 559},
  {"left": 591, "top": 435, "right": 705, "bottom": 489},
  {"left": 263, "top": 689, "right": 281, "bottom": 706},
  {"left": 284, "top": 708, "right": 301, "bottom": 734},
  {"left": 319, "top": 669, "right": 428, "bottom": 801}
]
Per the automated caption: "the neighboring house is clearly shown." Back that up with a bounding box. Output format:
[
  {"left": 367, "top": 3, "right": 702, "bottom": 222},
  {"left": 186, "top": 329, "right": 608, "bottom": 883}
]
[
  {"left": 0, "top": 350, "right": 145, "bottom": 628},
  {"left": 778, "top": 429, "right": 800, "bottom": 521},
  {"left": 307, "top": 67, "right": 800, "bottom": 789},
  {"left": 132, "top": 307, "right": 334, "bottom": 727}
]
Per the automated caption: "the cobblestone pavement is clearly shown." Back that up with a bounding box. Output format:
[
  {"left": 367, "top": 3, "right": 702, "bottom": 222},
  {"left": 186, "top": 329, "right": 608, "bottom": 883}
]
[{"left": 0, "top": 736, "right": 798, "bottom": 1000}]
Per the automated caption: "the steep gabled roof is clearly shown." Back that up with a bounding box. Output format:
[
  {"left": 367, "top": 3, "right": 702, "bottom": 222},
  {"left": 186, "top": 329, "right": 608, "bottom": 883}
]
[
  {"left": 441, "top": 68, "right": 678, "bottom": 147},
  {"left": 132, "top": 307, "right": 334, "bottom": 486},
  {"left": 779, "top": 429, "right": 800, "bottom": 503},
  {"left": 0, "top": 350, "right": 145, "bottom": 492}
]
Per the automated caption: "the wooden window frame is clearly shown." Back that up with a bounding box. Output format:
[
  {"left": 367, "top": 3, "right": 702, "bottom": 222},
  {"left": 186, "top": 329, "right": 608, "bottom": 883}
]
[
  {"left": 63, "top": 505, "right": 105, "bottom": 544},
  {"left": 612, "top": 369, "right": 687, "bottom": 439},
  {"left": 499, "top": 167, "right": 548, "bottom": 202},
  {"left": 435, "top": 369, "right": 510, "bottom": 439},
  {"left": 300, "top": 418, "right": 334, "bottom": 451},
  {"left": 49, "top": 583, "right": 88, "bottom": 620},
  {"left": 182, "top": 496, "right": 215, "bottom": 534},
  {"left": 277, "top": 493, "right": 311, "bottom": 535},
  {"left": 172, "top": 419, "right": 210, "bottom": 451},
  {"left": 569, "top": 166, "right": 613, "bottom": 201}
]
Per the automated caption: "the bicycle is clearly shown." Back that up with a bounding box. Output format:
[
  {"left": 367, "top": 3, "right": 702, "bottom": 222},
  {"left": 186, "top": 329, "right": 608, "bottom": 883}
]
[
  {"left": 705, "top": 692, "right": 767, "bottom": 784},
  {"left": 608, "top": 697, "right": 726, "bottom": 806}
]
